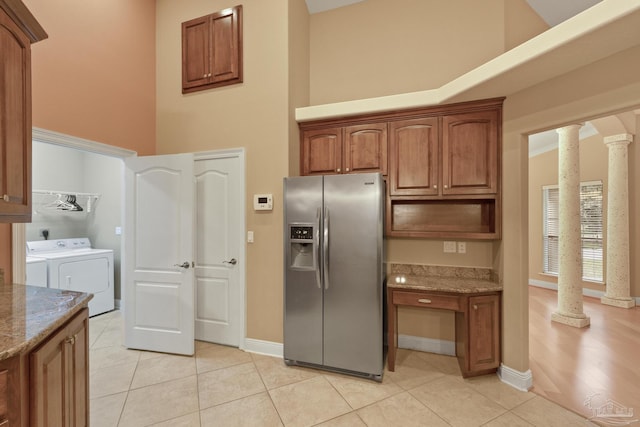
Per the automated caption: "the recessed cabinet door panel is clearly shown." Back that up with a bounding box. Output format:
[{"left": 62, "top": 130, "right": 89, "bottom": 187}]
[
  {"left": 442, "top": 111, "right": 498, "bottom": 195},
  {"left": 301, "top": 128, "right": 343, "bottom": 175},
  {"left": 389, "top": 117, "right": 438, "bottom": 196},
  {"left": 182, "top": 16, "right": 210, "bottom": 90},
  {"left": 344, "top": 123, "right": 387, "bottom": 175},
  {"left": 0, "top": 11, "right": 32, "bottom": 222}
]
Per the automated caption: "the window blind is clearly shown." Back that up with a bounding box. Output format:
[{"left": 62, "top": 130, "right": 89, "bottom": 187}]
[{"left": 542, "top": 181, "right": 603, "bottom": 282}]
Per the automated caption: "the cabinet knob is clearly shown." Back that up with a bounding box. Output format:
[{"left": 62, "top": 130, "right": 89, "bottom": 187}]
[
  {"left": 473, "top": 304, "right": 478, "bottom": 310},
  {"left": 345, "top": 168, "right": 350, "bottom": 172},
  {"left": 208, "top": 73, "right": 212, "bottom": 77},
  {"left": 337, "top": 168, "right": 341, "bottom": 172},
  {"left": 203, "top": 74, "right": 207, "bottom": 78},
  {"left": 65, "top": 335, "right": 76, "bottom": 345},
  {"left": 2, "top": 194, "right": 8, "bottom": 202},
  {"left": 444, "top": 185, "right": 449, "bottom": 189},
  {"left": 433, "top": 185, "right": 437, "bottom": 190}
]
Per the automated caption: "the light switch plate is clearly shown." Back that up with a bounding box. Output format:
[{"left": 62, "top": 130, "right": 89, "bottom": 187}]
[{"left": 457, "top": 242, "right": 466, "bottom": 254}]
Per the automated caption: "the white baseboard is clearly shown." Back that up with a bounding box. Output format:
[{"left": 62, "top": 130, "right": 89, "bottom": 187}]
[
  {"left": 398, "top": 334, "right": 456, "bottom": 356},
  {"left": 529, "top": 279, "right": 640, "bottom": 304},
  {"left": 498, "top": 364, "right": 533, "bottom": 391},
  {"left": 243, "top": 338, "right": 283, "bottom": 358}
]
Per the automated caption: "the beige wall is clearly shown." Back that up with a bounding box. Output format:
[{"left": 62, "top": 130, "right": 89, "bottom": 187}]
[
  {"left": 528, "top": 133, "right": 610, "bottom": 292},
  {"left": 156, "top": 0, "right": 296, "bottom": 343},
  {"left": 24, "top": 0, "right": 156, "bottom": 154}
]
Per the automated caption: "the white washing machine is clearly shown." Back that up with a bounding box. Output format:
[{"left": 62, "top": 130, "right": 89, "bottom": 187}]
[
  {"left": 26, "top": 238, "right": 115, "bottom": 316},
  {"left": 26, "top": 256, "right": 48, "bottom": 287}
]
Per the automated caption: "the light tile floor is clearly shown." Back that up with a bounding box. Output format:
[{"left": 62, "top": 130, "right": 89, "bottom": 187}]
[{"left": 90, "top": 310, "right": 597, "bottom": 426}]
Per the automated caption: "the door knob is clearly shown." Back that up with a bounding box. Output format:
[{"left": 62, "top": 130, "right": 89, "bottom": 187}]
[
  {"left": 174, "top": 261, "right": 190, "bottom": 269},
  {"left": 223, "top": 258, "right": 237, "bottom": 265}
]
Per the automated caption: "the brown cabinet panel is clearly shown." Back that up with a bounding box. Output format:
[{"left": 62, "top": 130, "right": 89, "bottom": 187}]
[
  {"left": 0, "top": 8, "right": 33, "bottom": 222},
  {"left": 0, "top": 356, "right": 20, "bottom": 426},
  {"left": 30, "top": 308, "right": 89, "bottom": 427},
  {"left": 182, "top": 5, "right": 242, "bottom": 94},
  {"left": 442, "top": 110, "right": 498, "bottom": 195},
  {"left": 468, "top": 294, "right": 501, "bottom": 373},
  {"left": 344, "top": 123, "right": 387, "bottom": 174},
  {"left": 301, "top": 128, "right": 343, "bottom": 175},
  {"left": 389, "top": 117, "right": 438, "bottom": 196}
]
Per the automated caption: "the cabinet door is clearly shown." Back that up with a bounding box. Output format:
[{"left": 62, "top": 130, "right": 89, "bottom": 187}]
[
  {"left": 468, "top": 294, "right": 500, "bottom": 372},
  {"left": 389, "top": 117, "right": 438, "bottom": 196},
  {"left": 30, "top": 308, "right": 89, "bottom": 427},
  {"left": 0, "top": 356, "right": 21, "bottom": 426},
  {"left": 301, "top": 128, "right": 343, "bottom": 175},
  {"left": 442, "top": 110, "right": 498, "bottom": 195},
  {"left": 0, "top": 9, "right": 32, "bottom": 222},
  {"left": 209, "top": 6, "right": 242, "bottom": 85},
  {"left": 182, "top": 15, "right": 211, "bottom": 90},
  {"left": 344, "top": 123, "right": 387, "bottom": 175}
]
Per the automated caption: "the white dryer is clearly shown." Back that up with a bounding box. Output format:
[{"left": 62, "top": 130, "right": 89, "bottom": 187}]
[
  {"left": 26, "top": 256, "right": 48, "bottom": 287},
  {"left": 26, "top": 238, "right": 115, "bottom": 316}
]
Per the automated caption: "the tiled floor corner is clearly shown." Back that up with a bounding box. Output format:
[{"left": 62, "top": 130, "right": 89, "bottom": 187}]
[{"left": 89, "top": 310, "right": 595, "bottom": 426}]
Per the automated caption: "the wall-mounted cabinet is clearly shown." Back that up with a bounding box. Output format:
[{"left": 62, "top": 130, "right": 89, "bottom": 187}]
[
  {"left": 301, "top": 122, "right": 387, "bottom": 175},
  {"left": 0, "top": 0, "right": 47, "bottom": 223},
  {"left": 182, "top": 5, "right": 242, "bottom": 94},
  {"left": 298, "top": 98, "right": 503, "bottom": 240}
]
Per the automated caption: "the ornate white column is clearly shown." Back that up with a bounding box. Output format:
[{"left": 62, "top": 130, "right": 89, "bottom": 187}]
[
  {"left": 601, "top": 133, "right": 635, "bottom": 308},
  {"left": 552, "top": 124, "right": 590, "bottom": 328}
]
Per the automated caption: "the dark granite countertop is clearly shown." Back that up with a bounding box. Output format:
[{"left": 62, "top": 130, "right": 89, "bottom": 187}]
[
  {"left": 0, "top": 283, "right": 93, "bottom": 361},
  {"left": 387, "top": 263, "right": 502, "bottom": 294}
]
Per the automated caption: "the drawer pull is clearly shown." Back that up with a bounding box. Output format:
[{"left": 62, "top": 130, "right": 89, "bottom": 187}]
[{"left": 418, "top": 298, "right": 432, "bottom": 304}]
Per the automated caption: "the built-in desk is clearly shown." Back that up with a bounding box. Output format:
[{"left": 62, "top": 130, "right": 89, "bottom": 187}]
[{"left": 387, "top": 270, "right": 502, "bottom": 378}]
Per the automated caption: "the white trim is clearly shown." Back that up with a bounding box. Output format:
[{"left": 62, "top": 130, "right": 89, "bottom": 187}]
[
  {"left": 398, "top": 334, "right": 456, "bottom": 356},
  {"left": 244, "top": 338, "right": 283, "bottom": 358},
  {"left": 530, "top": 279, "right": 640, "bottom": 304},
  {"left": 193, "top": 148, "right": 247, "bottom": 350},
  {"left": 32, "top": 127, "right": 137, "bottom": 158},
  {"left": 498, "top": 364, "right": 533, "bottom": 391}
]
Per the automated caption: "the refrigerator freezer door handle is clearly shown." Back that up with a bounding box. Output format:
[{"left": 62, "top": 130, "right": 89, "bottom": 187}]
[
  {"left": 315, "top": 207, "right": 322, "bottom": 289},
  {"left": 324, "top": 207, "right": 330, "bottom": 290}
]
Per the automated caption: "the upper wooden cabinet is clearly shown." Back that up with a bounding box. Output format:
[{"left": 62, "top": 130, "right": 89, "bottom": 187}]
[
  {"left": 389, "top": 117, "right": 438, "bottom": 196},
  {"left": 298, "top": 98, "right": 503, "bottom": 240},
  {"left": 442, "top": 110, "right": 498, "bottom": 195},
  {"left": 182, "top": 5, "right": 243, "bottom": 94},
  {"left": 301, "top": 122, "right": 387, "bottom": 175},
  {"left": 0, "top": 0, "right": 47, "bottom": 223}
]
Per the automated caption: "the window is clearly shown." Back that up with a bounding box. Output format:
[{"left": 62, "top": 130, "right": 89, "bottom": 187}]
[{"left": 542, "top": 181, "right": 603, "bottom": 282}]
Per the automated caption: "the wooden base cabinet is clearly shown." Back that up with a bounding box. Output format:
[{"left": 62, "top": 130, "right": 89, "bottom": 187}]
[
  {"left": 0, "top": 356, "right": 21, "bottom": 426},
  {"left": 30, "top": 308, "right": 89, "bottom": 427},
  {"left": 456, "top": 293, "right": 501, "bottom": 377}
]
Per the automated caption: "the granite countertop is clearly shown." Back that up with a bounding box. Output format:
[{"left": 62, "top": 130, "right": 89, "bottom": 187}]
[
  {"left": 0, "top": 283, "right": 93, "bottom": 361},
  {"left": 387, "top": 263, "right": 502, "bottom": 294}
]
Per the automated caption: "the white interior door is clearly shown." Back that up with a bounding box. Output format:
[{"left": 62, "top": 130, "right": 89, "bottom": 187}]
[
  {"left": 124, "top": 153, "right": 195, "bottom": 355},
  {"left": 194, "top": 150, "right": 244, "bottom": 347}
]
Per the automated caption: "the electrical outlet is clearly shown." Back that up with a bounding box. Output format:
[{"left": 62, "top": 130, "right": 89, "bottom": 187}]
[
  {"left": 457, "top": 241, "right": 466, "bottom": 254},
  {"left": 444, "top": 241, "right": 457, "bottom": 253}
]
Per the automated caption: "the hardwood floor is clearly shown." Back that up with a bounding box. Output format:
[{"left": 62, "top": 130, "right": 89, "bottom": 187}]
[{"left": 529, "top": 285, "right": 640, "bottom": 420}]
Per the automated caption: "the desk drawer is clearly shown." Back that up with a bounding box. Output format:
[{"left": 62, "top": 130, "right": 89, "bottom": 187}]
[{"left": 392, "top": 291, "right": 461, "bottom": 311}]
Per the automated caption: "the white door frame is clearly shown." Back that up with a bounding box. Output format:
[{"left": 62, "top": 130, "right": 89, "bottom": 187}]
[
  {"left": 14, "top": 131, "right": 247, "bottom": 351},
  {"left": 194, "top": 148, "right": 247, "bottom": 349}
]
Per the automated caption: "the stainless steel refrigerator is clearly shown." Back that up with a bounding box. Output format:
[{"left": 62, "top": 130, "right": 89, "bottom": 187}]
[{"left": 283, "top": 172, "right": 384, "bottom": 381}]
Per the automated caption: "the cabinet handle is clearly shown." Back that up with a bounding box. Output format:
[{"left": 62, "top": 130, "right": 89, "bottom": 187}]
[
  {"left": 418, "top": 298, "right": 432, "bottom": 304},
  {"left": 2, "top": 194, "right": 8, "bottom": 202},
  {"left": 336, "top": 168, "right": 341, "bottom": 172},
  {"left": 473, "top": 304, "right": 478, "bottom": 310},
  {"left": 65, "top": 335, "right": 76, "bottom": 345}
]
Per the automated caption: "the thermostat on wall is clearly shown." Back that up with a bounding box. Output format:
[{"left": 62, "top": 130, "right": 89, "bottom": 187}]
[{"left": 253, "top": 194, "right": 273, "bottom": 211}]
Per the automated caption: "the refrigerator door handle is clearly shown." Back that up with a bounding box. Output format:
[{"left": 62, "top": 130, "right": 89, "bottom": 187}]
[
  {"left": 323, "top": 207, "right": 330, "bottom": 290},
  {"left": 315, "top": 207, "right": 322, "bottom": 289}
]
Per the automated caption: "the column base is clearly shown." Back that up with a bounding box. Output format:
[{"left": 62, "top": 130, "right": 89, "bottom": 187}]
[
  {"left": 551, "top": 311, "right": 590, "bottom": 328},
  {"left": 601, "top": 296, "right": 636, "bottom": 308}
]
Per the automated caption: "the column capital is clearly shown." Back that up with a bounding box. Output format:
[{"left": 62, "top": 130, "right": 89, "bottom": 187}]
[
  {"left": 604, "top": 133, "right": 633, "bottom": 146},
  {"left": 556, "top": 124, "right": 584, "bottom": 135}
]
